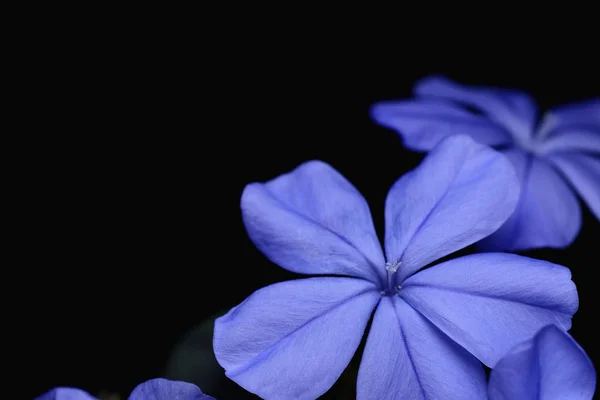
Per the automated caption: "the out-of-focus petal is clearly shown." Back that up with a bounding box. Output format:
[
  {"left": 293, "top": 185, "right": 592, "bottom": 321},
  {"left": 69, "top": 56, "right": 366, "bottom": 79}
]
[
  {"left": 537, "top": 98, "right": 600, "bottom": 138},
  {"left": 401, "top": 253, "right": 578, "bottom": 367},
  {"left": 415, "top": 75, "right": 538, "bottom": 143},
  {"left": 34, "top": 388, "right": 98, "bottom": 400},
  {"left": 213, "top": 278, "right": 379, "bottom": 400},
  {"left": 129, "top": 378, "right": 213, "bottom": 400},
  {"left": 479, "top": 149, "right": 581, "bottom": 251},
  {"left": 241, "top": 160, "right": 385, "bottom": 284},
  {"left": 370, "top": 99, "right": 512, "bottom": 151},
  {"left": 538, "top": 127, "right": 600, "bottom": 155},
  {"left": 356, "top": 297, "right": 486, "bottom": 400},
  {"left": 385, "top": 135, "right": 519, "bottom": 282},
  {"left": 549, "top": 153, "right": 600, "bottom": 220},
  {"left": 489, "top": 325, "right": 596, "bottom": 400}
]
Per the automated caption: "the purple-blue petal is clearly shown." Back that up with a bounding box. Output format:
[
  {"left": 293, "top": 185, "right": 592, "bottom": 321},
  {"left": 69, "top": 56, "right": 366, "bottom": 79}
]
[
  {"left": 241, "top": 160, "right": 385, "bottom": 284},
  {"left": 489, "top": 325, "right": 596, "bottom": 400},
  {"left": 129, "top": 378, "right": 213, "bottom": 399},
  {"left": 129, "top": 378, "right": 215, "bottom": 400},
  {"left": 370, "top": 99, "right": 512, "bottom": 151},
  {"left": 213, "top": 277, "right": 380, "bottom": 400},
  {"left": 34, "top": 388, "right": 98, "bottom": 400},
  {"left": 401, "top": 253, "right": 578, "bottom": 367},
  {"left": 548, "top": 153, "right": 600, "bottom": 221},
  {"left": 414, "top": 75, "right": 538, "bottom": 143},
  {"left": 385, "top": 135, "right": 519, "bottom": 282},
  {"left": 357, "top": 297, "right": 486, "bottom": 400},
  {"left": 537, "top": 98, "right": 600, "bottom": 138},
  {"left": 479, "top": 149, "right": 582, "bottom": 251},
  {"left": 538, "top": 127, "right": 600, "bottom": 155}
]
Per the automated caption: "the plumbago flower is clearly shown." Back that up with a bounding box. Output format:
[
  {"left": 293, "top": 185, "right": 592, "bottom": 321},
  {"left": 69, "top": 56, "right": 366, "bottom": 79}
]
[
  {"left": 213, "top": 135, "right": 579, "bottom": 400},
  {"left": 371, "top": 76, "right": 599, "bottom": 251},
  {"left": 35, "top": 378, "right": 215, "bottom": 400},
  {"left": 489, "top": 324, "right": 596, "bottom": 399}
]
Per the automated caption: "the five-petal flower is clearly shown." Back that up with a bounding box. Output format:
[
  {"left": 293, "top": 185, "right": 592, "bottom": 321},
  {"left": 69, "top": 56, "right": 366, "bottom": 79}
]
[
  {"left": 35, "top": 378, "right": 215, "bottom": 400},
  {"left": 213, "top": 135, "right": 579, "bottom": 399},
  {"left": 371, "top": 75, "right": 600, "bottom": 251},
  {"left": 489, "top": 324, "right": 596, "bottom": 400}
]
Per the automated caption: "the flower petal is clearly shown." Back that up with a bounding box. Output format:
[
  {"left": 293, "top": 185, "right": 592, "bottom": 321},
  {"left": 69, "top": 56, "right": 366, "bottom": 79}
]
[
  {"left": 415, "top": 75, "right": 538, "bottom": 143},
  {"left": 213, "top": 277, "right": 379, "bottom": 400},
  {"left": 539, "top": 127, "right": 600, "bottom": 155},
  {"left": 129, "top": 378, "right": 213, "bottom": 400},
  {"left": 549, "top": 153, "right": 600, "bottom": 221},
  {"left": 370, "top": 99, "right": 512, "bottom": 151},
  {"left": 357, "top": 297, "right": 486, "bottom": 400},
  {"left": 34, "top": 388, "right": 98, "bottom": 400},
  {"left": 489, "top": 325, "right": 596, "bottom": 400},
  {"left": 537, "top": 98, "right": 600, "bottom": 138},
  {"left": 242, "top": 160, "right": 385, "bottom": 284},
  {"left": 479, "top": 150, "right": 582, "bottom": 251},
  {"left": 401, "top": 253, "right": 579, "bottom": 367},
  {"left": 385, "top": 135, "right": 519, "bottom": 281}
]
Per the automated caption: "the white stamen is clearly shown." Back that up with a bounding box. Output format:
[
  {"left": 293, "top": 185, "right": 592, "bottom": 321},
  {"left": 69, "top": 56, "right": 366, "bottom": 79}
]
[{"left": 385, "top": 259, "right": 401, "bottom": 273}]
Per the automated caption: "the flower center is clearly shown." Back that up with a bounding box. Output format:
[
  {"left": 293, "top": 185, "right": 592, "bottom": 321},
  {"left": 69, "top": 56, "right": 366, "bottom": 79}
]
[
  {"left": 380, "top": 259, "right": 402, "bottom": 296},
  {"left": 517, "top": 135, "right": 543, "bottom": 155}
]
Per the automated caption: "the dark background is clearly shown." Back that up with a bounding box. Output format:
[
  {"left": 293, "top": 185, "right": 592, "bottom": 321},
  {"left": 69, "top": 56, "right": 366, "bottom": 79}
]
[{"left": 21, "top": 18, "right": 599, "bottom": 399}]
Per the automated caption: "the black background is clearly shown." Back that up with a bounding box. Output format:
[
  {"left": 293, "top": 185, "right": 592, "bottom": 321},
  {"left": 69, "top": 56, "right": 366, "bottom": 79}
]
[{"left": 21, "top": 17, "right": 599, "bottom": 400}]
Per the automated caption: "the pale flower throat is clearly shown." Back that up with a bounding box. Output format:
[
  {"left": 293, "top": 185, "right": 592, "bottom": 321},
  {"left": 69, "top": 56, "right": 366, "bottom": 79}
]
[{"left": 381, "top": 259, "right": 402, "bottom": 296}]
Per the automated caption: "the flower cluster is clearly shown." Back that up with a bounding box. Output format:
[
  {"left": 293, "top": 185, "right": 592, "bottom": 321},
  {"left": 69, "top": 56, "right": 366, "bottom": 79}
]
[
  {"left": 39, "top": 78, "right": 597, "bottom": 399},
  {"left": 212, "top": 79, "right": 597, "bottom": 399}
]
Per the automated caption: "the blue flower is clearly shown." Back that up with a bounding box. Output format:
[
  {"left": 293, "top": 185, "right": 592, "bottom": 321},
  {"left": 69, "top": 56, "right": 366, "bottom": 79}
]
[
  {"left": 489, "top": 325, "right": 596, "bottom": 399},
  {"left": 35, "top": 378, "right": 215, "bottom": 400},
  {"left": 35, "top": 388, "right": 98, "bottom": 400},
  {"left": 371, "top": 75, "right": 599, "bottom": 251},
  {"left": 213, "top": 135, "right": 579, "bottom": 399}
]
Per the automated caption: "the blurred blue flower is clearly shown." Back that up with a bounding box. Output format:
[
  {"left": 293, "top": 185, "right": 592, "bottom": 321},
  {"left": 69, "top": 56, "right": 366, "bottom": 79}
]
[
  {"left": 371, "top": 76, "right": 599, "bottom": 251},
  {"left": 214, "top": 135, "right": 579, "bottom": 400},
  {"left": 35, "top": 388, "right": 98, "bottom": 400},
  {"left": 489, "top": 324, "right": 596, "bottom": 399},
  {"left": 35, "top": 378, "right": 215, "bottom": 400}
]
